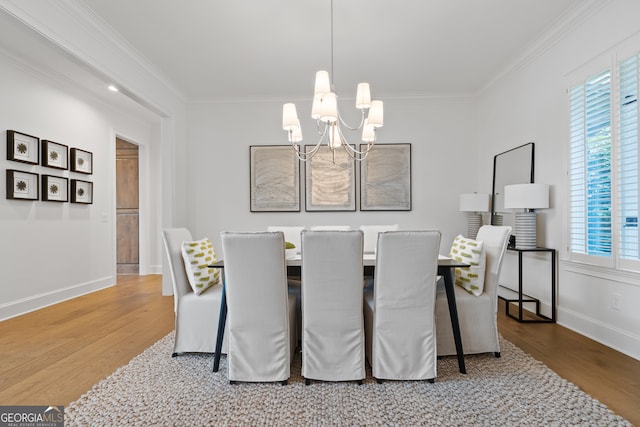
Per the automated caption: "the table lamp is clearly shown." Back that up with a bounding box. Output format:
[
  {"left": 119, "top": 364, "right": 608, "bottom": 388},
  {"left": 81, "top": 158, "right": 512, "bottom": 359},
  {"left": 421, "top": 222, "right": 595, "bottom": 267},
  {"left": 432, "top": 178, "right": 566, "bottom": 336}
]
[
  {"left": 504, "top": 183, "right": 549, "bottom": 249},
  {"left": 459, "top": 193, "right": 490, "bottom": 239}
]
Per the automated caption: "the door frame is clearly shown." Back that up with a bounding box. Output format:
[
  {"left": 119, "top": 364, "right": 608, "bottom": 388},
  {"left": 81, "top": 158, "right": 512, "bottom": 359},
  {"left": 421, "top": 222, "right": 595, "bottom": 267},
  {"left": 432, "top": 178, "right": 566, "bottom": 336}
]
[{"left": 111, "top": 131, "right": 149, "bottom": 276}]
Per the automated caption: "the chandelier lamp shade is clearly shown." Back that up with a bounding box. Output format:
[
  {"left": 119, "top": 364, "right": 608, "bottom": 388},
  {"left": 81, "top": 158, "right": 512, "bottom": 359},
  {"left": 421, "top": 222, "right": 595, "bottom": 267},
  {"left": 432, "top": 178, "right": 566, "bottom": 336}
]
[
  {"left": 282, "top": 0, "right": 383, "bottom": 162},
  {"left": 459, "top": 193, "right": 490, "bottom": 240},
  {"left": 504, "top": 183, "right": 550, "bottom": 249}
]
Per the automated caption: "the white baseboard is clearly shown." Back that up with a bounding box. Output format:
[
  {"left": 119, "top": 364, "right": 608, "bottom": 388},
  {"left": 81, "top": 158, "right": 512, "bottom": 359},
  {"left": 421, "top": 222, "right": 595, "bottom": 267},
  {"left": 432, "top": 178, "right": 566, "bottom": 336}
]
[
  {"left": 557, "top": 307, "right": 640, "bottom": 362},
  {"left": 148, "top": 264, "right": 162, "bottom": 275},
  {"left": 0, "top": 276, "right": 115, "bottom": 322},
  {"left": 498, "top": 285, "right": 640, "bottom": 361}
]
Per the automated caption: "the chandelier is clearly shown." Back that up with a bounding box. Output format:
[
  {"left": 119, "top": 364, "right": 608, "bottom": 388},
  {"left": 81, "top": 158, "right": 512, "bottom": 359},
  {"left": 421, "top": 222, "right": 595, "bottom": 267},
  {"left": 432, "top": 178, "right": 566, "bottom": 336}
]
[{"left": 281, "top": 0, "right": 384, "bottom": 162}]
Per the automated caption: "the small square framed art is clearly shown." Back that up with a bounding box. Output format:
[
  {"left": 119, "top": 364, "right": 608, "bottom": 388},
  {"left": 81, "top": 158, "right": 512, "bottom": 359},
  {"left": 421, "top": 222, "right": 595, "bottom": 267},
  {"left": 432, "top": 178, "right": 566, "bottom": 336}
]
[
  {"left": 70, "top": 179, "right": 93, "bottom": 204},
  {"left": 41, "top": 140, "right": 69, "bottom": 170},
  {"left": 41, "top": 175, "right": 69, "bottom": 202},
  {"left": 70, "top": 148, "right": 93, "bottom": 174},
  {"left": 6, "top": 169, "right": 39, "bottom": 200},
  {"left": 7, "top": 130, "right": 39, "bottom": 165}
]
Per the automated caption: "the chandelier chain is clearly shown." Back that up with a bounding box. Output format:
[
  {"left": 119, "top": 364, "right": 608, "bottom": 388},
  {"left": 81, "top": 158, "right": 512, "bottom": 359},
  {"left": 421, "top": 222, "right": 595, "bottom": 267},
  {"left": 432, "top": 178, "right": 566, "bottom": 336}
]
[{"left": 281, "top": 0, "right": 383, "bottom": 162}]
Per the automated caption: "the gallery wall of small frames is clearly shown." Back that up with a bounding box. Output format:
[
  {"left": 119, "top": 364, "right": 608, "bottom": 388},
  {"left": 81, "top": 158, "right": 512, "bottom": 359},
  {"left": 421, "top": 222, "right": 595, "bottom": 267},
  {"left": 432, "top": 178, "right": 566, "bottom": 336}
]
[{"left": 5, "top": 130, "right": 93, "bottom": 204}]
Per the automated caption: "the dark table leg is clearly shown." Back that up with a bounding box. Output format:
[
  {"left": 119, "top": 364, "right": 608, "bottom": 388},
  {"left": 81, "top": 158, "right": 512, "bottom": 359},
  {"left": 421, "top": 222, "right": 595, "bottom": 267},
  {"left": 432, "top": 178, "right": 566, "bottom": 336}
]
[
  {"left": 441, "top": 266, "right": 466, "bottom": 374},
  {"left": 212, "top": 279, "right": 227, "bottom": 372}
]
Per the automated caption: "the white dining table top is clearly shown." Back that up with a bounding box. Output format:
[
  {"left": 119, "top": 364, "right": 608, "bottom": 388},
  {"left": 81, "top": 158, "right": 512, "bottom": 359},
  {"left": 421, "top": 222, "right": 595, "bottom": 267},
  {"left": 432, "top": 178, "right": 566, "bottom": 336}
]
[{"left": 283, "top": 253, "right": 452, "bottom": 267}]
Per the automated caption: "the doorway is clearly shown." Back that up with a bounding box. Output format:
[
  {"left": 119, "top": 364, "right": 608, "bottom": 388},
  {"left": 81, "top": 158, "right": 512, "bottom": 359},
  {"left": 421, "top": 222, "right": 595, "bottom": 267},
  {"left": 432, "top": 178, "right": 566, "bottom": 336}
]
[{"left": 116, "top": 138, "right": 139, "bottom": 274}]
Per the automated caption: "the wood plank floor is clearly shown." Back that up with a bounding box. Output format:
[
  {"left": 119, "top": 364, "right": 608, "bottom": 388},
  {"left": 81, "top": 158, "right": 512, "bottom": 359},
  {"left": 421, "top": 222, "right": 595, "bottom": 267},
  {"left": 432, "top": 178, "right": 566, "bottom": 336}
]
[{"left": 0, "top": 275, "right": 638, "bottom": 425}]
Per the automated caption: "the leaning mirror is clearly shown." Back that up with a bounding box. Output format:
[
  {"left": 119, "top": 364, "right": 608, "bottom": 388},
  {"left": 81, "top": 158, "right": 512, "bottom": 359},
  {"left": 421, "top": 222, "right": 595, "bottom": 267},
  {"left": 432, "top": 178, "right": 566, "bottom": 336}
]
[{"left": 491, "top": 142, "right": 535, "bottom": 230}]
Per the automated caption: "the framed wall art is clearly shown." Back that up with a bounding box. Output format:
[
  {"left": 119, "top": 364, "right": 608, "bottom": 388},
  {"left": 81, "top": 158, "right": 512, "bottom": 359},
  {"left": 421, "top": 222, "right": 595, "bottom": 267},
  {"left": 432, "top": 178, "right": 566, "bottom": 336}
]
[
  {"left": 70, "top": 148, "right": 93, "bottom": 174},
  {"left": 41, "top": 140, "right": 68, "bottom": 170},
  {"left": 305, "top": 144, "right": 356, "bottom": 212},
  {"left": 250, "top": 145, "right": 300, "bottom": 212},
  {"left": 6, "top": 169, "right": 39, "bottom": 200},
  {"left": 7, "top": 130, "right": 39, "bottom": 165},
  {"left": 360, "top": 143, "right": 412, "bottom": 211},
  {"left": 70, "top": 179, "right": 93, "bottom": 204},
  {"left": 41, "top": 175, "right": 68, "bottom": 202}
]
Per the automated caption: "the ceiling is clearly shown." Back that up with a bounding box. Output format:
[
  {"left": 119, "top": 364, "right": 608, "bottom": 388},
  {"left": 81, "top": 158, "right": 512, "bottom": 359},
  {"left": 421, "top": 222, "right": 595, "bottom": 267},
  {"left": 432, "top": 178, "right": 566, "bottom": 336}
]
[{"left": 76, "top": 0, "right": 582, "bottom": 102}]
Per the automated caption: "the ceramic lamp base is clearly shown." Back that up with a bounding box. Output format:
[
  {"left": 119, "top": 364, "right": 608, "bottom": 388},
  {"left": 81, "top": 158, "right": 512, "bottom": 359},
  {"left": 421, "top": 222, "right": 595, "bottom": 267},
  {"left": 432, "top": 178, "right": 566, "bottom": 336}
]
[
  {"left": 466, "top": 212, "right": 482, "bottom": 240},
  {"left": 515, "top": 211, "right": 537, "bottom": 249}
]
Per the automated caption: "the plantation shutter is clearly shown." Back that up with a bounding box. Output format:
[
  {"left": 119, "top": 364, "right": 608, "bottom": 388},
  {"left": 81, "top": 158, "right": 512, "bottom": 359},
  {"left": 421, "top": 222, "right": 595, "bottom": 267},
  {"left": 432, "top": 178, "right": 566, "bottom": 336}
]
[
  {"left": 569, "top": 70, "right": 612, "bottom": 258},
  {"left": 618, "top": 54, "right": 640, "bottom": 262}
]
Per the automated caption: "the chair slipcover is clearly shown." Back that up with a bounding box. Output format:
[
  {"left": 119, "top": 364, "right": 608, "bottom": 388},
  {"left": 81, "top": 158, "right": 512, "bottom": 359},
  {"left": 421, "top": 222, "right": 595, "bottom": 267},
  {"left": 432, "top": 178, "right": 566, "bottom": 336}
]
[
  {"left": 221, "top": 231, "right": 297, "bottom": 383},
  {"left": 301, "top": 230, "right": 365, "bottom": 382},
  {"left": 359, "top": 224, "right": 399, "bottom": 253},
  {"left": 435, "top": 225, "right": 511, "bottom": 356},
  {"left": 266, "top": 226, "right": 304, "bottom": 345},
  {"left": 364, "top": 230, "right": 441, "bottom": 380},
  {"left": 162, "top": 228, "right": 228, "bottom": 355}
]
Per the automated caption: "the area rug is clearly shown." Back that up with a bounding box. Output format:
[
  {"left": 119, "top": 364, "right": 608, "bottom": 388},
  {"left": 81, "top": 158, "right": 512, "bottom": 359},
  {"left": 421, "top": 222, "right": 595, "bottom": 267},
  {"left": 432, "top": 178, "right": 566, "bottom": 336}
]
[{"left": 65, "top": 332, "right": 630, "bottom": 426}]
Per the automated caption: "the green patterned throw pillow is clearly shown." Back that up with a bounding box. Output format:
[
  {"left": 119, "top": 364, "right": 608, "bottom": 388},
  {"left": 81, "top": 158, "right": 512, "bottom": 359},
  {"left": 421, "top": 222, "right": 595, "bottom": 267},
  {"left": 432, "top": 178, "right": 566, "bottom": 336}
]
[
  {"left": 449, "top": 234, "right": 486, "bottom": 296},
  {"left": 181, "top": 237, "right": 220, "bottom": 296}
]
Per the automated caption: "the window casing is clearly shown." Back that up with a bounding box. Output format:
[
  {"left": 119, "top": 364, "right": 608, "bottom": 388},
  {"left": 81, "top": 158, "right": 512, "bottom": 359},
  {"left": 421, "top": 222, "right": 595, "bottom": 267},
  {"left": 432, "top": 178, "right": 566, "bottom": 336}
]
[{"left": 569, "top": 51, "right": 640, "bottom": 271}]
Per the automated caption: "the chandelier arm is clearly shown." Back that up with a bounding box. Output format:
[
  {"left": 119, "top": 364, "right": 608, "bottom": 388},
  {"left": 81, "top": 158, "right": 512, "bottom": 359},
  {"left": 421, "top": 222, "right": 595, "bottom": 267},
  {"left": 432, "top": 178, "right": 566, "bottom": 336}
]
[
  {"left": 334, "top": 125, "right": 375, "bottom": 161},
  {"left": 316, "top": 120, "right": 329, "bottom": 136},
  {"left": 340, "top": 143, "right": 371, "bottom": 161},
  {"left": 292, "top": 126, "right": 328, "bottom": 162},
  {"left": 337, "top": 109, "right": 366, "bottom": 131}
]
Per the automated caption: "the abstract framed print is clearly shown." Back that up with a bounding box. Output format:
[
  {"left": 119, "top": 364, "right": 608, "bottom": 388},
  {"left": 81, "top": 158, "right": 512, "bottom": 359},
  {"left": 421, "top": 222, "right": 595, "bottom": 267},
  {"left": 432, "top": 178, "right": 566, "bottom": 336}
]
[
  {"left": 360, "top": 143, "right": 411, "bottom": 211},
  {"left": 305, "top": 144, "right": 356, "bottom": 212},
  {"left": 250, "top": 145, "right": 300, "bottom": 212}
]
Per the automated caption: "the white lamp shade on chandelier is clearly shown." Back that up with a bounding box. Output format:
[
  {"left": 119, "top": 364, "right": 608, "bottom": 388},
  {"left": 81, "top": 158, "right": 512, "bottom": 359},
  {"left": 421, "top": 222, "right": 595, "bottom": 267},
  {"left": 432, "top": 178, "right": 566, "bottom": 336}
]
[
  {"left": 281, "top": 0, "right": 383, "bottom": 162},
  {"left": 459, "top": 193, "right": 490, "bottom": 240},
  {"left": 504, "top": 183, "right": 549, "bottom": 249}
]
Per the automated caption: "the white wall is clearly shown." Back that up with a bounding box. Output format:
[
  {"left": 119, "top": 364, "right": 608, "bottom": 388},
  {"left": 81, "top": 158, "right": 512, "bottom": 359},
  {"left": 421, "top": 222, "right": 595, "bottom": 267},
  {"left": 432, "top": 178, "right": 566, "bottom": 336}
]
[
  {"left": 186, "top": 96, "right": 478, "bottom": 253},
  {"left": 0, "top": 49, "right": 161, "bottom": 319},
  {"left": 475, "top": 0, "right": 640, "bottom": 360},
  {"left": 4, "top": 0, "right": 639, "bottom": 361}
]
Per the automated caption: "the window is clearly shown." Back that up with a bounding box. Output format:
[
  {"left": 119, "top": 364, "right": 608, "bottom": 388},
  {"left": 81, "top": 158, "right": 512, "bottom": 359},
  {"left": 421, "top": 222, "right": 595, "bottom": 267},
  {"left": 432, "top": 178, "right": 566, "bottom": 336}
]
[{"left": 569, "top": 51, "right": 640, "bottom": 270}]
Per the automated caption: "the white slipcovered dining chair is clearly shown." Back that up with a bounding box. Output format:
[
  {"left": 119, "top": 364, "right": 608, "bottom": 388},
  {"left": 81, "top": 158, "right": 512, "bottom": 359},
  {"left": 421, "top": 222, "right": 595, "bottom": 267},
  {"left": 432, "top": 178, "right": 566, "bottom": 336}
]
[
  {"left": 162, "top": 228, "right": 228, "bottom": 356},
  {"left": 435, "top": 225, "right": 511, "bottom": 357},
  {"left": 220, "top": 231, "right": 297, "bottom": 384},
  {"left": 364, "top": 230, "right": 441, "bottom": 382},
  {"left": 301, "top": 230, "right": 365, "bottom": 384}
]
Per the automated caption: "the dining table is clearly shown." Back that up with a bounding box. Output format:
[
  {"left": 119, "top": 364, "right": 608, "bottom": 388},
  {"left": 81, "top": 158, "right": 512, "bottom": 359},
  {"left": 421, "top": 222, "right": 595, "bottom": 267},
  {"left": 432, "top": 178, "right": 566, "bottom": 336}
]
[{"left": 210, "top": 253, "right": 470, "bottom": 374}]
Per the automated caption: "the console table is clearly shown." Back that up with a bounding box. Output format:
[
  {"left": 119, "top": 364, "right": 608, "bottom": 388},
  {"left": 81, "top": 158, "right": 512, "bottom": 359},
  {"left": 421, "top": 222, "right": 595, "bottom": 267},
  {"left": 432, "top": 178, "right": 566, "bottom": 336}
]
[{"left": 499, "top": 247, "right": 556, "bottom": 323}]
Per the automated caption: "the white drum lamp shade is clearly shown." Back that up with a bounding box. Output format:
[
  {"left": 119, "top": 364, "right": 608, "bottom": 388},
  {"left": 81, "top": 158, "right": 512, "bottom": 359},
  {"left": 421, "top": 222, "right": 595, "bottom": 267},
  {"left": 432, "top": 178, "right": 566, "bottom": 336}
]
[
  {"left": 459, "top": 193, "right": 490, "bottom": 240},
  {"left": 504, "top": 183, "right": 549, "bottom": 249}
]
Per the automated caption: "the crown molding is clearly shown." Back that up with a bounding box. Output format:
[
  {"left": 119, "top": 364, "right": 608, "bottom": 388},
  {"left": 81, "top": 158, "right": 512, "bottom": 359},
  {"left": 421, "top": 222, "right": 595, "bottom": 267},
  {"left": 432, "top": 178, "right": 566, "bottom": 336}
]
[{"left": 477, "top": 0, "right": 609, "bottom": 96}]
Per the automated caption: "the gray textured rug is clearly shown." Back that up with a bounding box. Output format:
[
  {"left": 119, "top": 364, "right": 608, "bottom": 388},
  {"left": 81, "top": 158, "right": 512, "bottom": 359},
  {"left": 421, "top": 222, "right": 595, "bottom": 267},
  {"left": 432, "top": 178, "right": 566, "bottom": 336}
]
[{"left": 65, "top": 332, "right": 629, "bottom": 426}]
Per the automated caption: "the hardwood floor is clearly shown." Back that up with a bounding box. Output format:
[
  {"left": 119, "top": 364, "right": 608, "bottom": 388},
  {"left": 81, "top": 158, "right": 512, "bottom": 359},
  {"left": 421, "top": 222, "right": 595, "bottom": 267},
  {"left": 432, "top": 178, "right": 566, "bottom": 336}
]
[
  {"left": 0, "top": 275, "right": 174, "bottom": 406},
  {"left": 498, "top": 299, "right": 640, "bottom": 426},
  {"left": 0, "top": 275, "right": 638, "bottom": 425}
]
